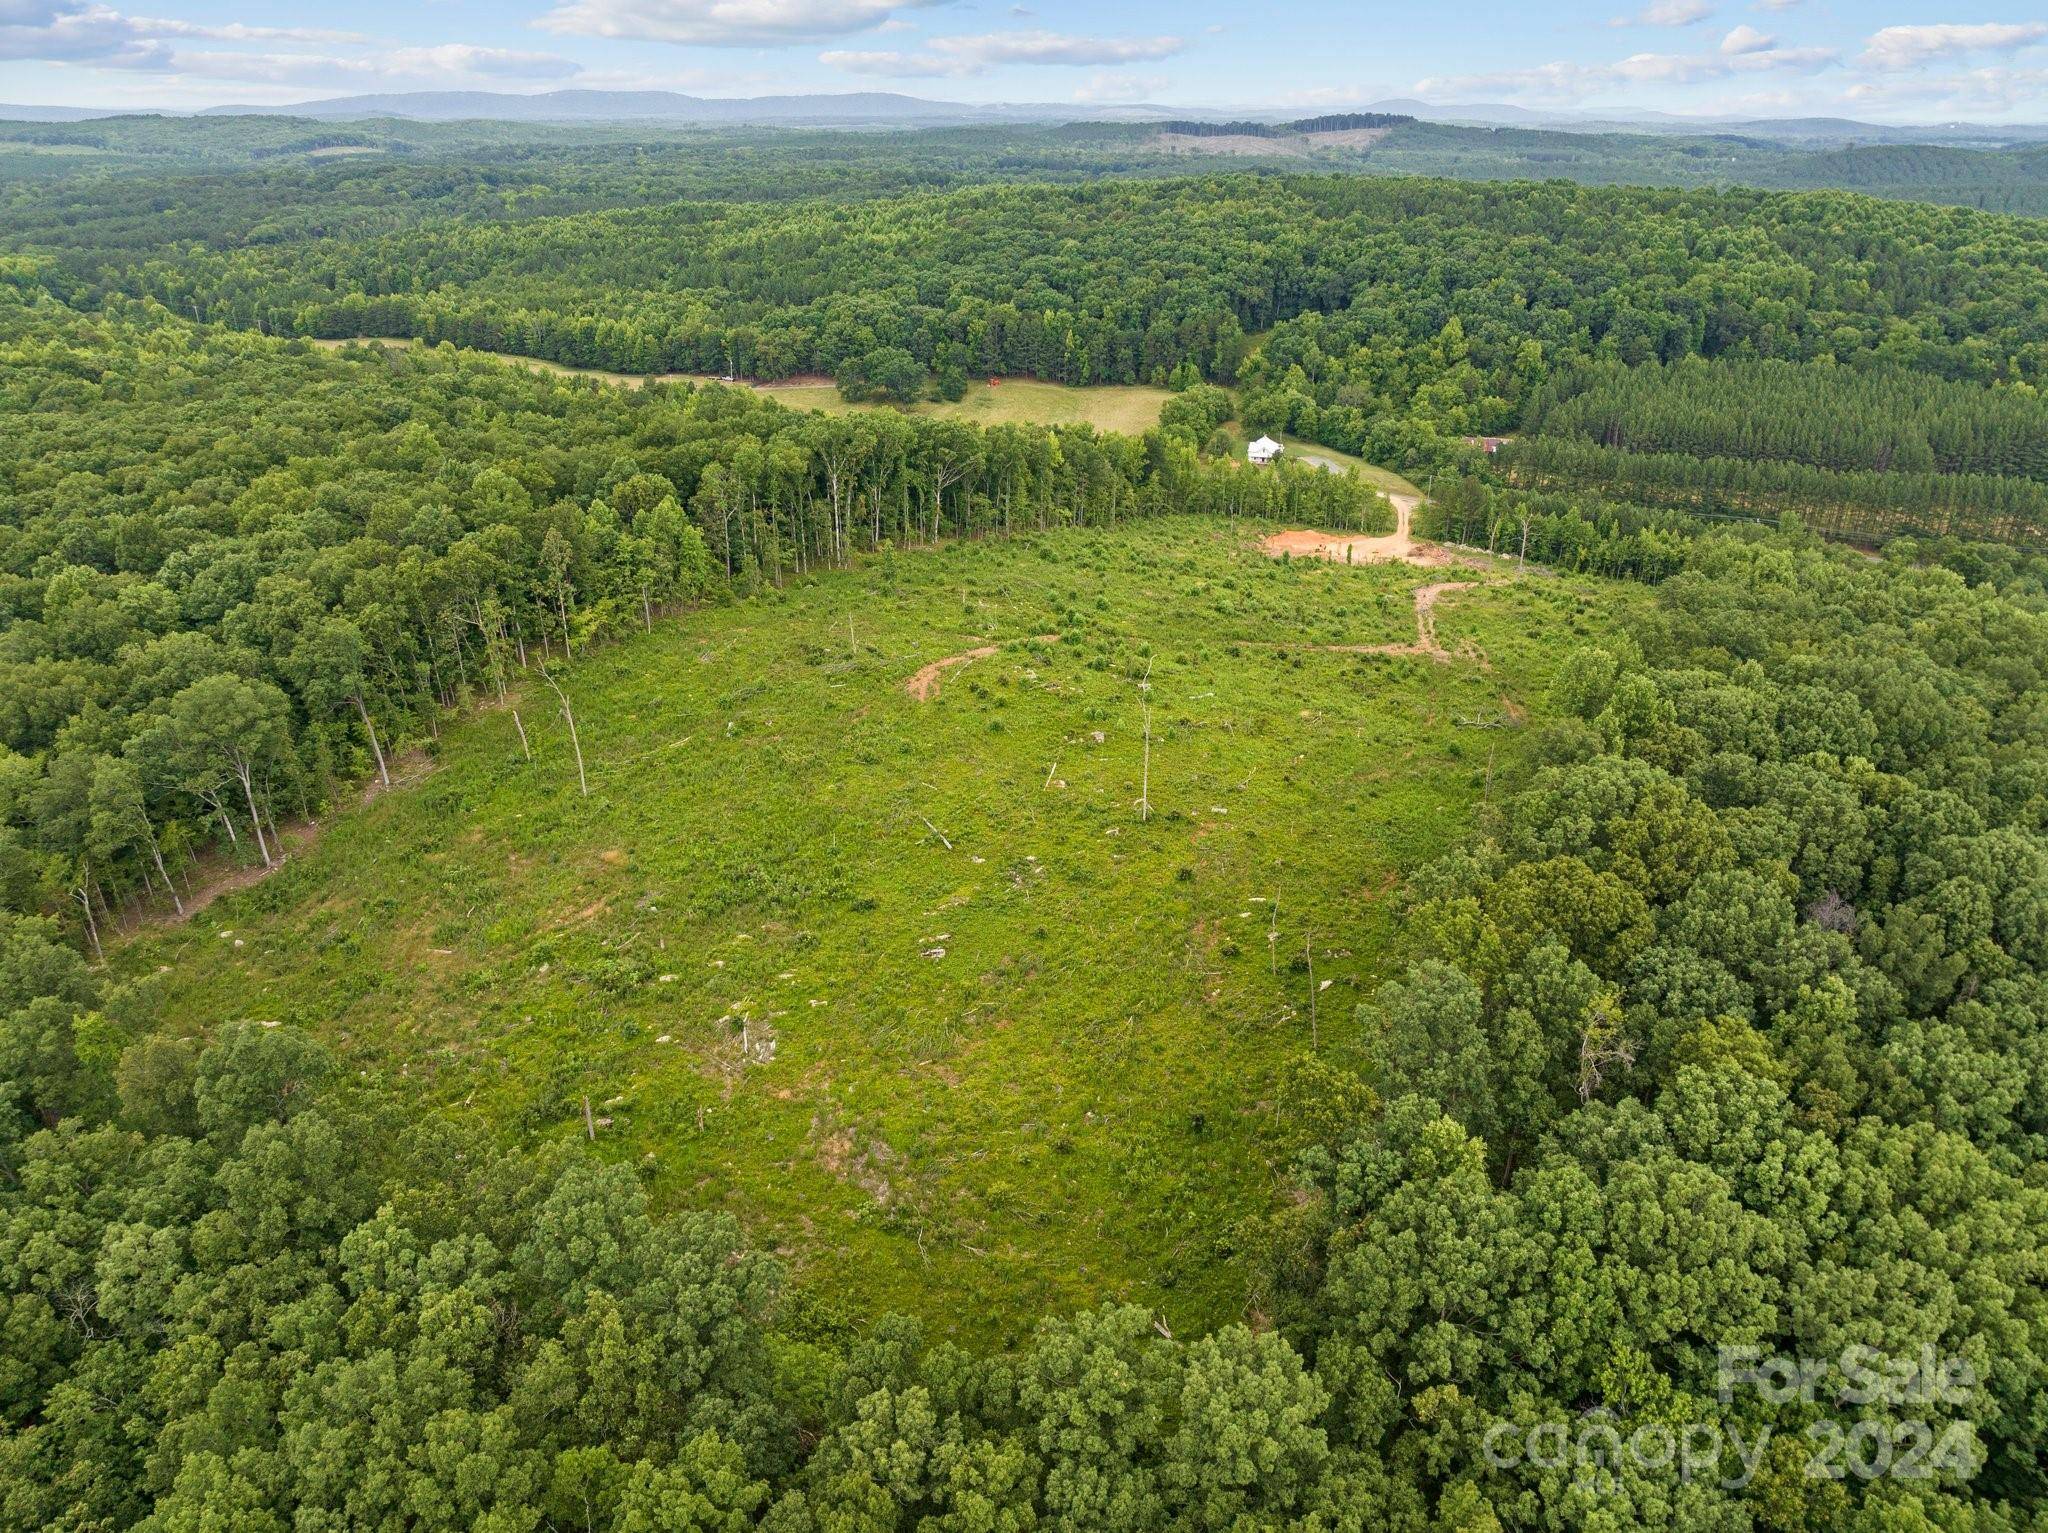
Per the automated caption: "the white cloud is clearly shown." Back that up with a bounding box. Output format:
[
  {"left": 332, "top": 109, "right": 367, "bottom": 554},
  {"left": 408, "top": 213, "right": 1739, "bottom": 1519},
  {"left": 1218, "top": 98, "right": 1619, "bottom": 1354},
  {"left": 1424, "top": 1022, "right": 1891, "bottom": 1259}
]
[
  {"left": 1610, "top": 0, "right": 1713, "bottom": 28},
  {"left": 933, "top": 30, "right": 1180, "bottom": 66},
  {"left": 386, "top": 44, "right": 579, "bottom": 79},
  {"left": 1859, "top": 22, "right": 2048, "bottom": 72},
  {"left": 817, "top": 47, "right": 953, "bottom": 75},
  {"left": 1072, "top": 69, "right": 1166, "bottom": 102},
  {"left": 536, "top": 0, "right": 948, "bottom": 47},
  {"left": 152, "top": 43, "right": 579, "bottom": 84},
  {"left": 823, "top": 28, "right": 1183, "bottom": 78},
  {"left": 127, "top": 15, "right": 369, "bottom": 44},
  {"left": 0, "top": 4, "right": 582, "bottom": 86},
  {"left": 1751, "top": 0, "right": 1801, "bottom": 10},
  {"left": 1419, "top": 35, "right": 1833, "bottom": 104},
  {"left": 0, "top": 3, "right": 168, "bottom": 66},
  {"left": 1844, "top": 63, "right": 2048, "bottom": 113}
]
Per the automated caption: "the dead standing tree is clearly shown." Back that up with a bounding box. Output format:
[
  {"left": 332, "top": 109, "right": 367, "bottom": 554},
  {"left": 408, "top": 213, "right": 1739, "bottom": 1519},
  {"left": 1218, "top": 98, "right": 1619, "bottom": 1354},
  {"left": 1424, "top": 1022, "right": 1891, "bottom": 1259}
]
[
  {"left": 1136, "top": 655, "right": 1154, "bottom": 823},
  {"left": 539, "top": 666, "right": 589, "bottom": 798}
]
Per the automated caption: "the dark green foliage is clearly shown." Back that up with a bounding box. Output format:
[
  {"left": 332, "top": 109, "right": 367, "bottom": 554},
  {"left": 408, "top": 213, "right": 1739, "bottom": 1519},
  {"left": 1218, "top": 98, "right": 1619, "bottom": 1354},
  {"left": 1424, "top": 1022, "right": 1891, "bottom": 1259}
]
[
  {"left": 1534, "top": 359, "right": 2048, "bottom": 481},
  {"left": 1512, "top": 355, "right": 2048, "bottom": 544},
  {"left": 27, "top": 176, "right": 2048, "bottom": 407}
]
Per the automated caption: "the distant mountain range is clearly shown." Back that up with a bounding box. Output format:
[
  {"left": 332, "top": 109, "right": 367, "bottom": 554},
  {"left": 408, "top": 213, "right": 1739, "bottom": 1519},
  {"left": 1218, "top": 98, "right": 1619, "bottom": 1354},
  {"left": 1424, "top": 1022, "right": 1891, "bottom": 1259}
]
[
  {"left": 195, "top": 89, "right": 1108, "bottom": 124},
  {"left": 0, "top": 103, "right": 138, "bottom": 122},
  {"left": 3, "top": 89, "right": 2044, "bottom": 145}
]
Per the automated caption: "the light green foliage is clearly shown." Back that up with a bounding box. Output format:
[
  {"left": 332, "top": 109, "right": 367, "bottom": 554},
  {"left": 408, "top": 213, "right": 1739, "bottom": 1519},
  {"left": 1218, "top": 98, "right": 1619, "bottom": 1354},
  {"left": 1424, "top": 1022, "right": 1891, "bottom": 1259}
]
[{"left": 116, "top": 518, "right": 1606, "bottom": 1340}]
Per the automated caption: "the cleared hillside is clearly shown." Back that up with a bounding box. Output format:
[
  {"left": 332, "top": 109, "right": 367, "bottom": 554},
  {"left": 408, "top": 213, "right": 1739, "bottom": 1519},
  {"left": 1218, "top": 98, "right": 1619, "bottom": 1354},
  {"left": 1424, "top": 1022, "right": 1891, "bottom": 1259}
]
[{"left": 113, "top": 517, "right": 1619, "bottom": 1341}]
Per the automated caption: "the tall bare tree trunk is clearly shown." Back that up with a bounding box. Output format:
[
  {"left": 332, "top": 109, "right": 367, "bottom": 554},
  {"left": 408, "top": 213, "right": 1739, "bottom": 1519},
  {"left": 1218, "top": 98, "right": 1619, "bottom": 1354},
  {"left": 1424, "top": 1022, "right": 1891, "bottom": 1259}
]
[
  {"left": 236, "top": 763, "right": 273, "bottom": 868},
  {"left": 355, "top": 693, "right": 390, "bottom": 788},
  {"left": 541, "top": 669, "right": 588, "bottom": 797},
  {"left": 73, "top": 886, "right": 103, "bottom": 961}
]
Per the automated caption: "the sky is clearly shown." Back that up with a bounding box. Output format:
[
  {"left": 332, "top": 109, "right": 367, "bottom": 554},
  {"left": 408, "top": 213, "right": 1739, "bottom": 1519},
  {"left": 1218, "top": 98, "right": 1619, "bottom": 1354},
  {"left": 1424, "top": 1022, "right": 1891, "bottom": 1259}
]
[{"left": 2, "top": 0, "right": 2045, "bottom": 121}]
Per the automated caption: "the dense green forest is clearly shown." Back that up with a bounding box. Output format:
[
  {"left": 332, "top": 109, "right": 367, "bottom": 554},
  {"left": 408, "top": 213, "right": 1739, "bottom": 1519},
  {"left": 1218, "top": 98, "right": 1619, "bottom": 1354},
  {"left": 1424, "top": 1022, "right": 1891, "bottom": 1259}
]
[
  {"left": 7, "top": 111, "right": 2046, "bottom": 214},
  {"left": 1502, "top": 435, "right": 2048, "bottom": 547},
  {"left": 1530, "top": 359, "right": 2048, "bottom": 480},
  {"left": 1502, "top": 358, "right": 2048, "bottom": 545},
  {"left": 10, "top": 502, "right": 2048, "bottom": 1526},
  {"left": 16, "top": 173, "right": 2048, "bottom": 460}
]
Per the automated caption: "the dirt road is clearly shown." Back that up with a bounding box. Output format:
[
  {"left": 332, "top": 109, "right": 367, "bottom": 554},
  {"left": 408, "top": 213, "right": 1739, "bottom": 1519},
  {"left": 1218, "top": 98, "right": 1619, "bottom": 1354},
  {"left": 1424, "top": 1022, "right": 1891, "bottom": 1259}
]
[
  {"left": 1311, "top": 580, "right": 1481, "bottom": 664},
  {"left": 1259, "top": 495, "right": 1465, "bottom": 569},
  {"left": 907, "top": 635, "right": 1061, "bottom": 701}
]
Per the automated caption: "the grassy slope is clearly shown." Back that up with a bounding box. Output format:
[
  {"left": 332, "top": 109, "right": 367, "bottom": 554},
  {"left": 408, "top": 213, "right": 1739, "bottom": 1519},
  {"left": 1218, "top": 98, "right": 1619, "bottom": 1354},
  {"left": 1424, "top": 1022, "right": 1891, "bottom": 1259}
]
[
  {"left": 117, "top": 518, "right": 1631, "bottom": 1345},
  {"left": 1215, "top": 420, "right": 1427, "bottom": 499}
]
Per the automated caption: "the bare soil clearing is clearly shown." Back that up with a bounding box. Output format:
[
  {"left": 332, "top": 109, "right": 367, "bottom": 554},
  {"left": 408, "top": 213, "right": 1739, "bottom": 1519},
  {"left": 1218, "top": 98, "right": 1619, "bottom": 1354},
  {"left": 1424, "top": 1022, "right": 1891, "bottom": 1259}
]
[
  {"left": 1150, "top": 126, "right": 1393, "bottom": 157},
  {"left": 1260, "top": 494, "right": 1472, "bottom": 569},
  {"left": 907, "top": 635, "right": 1061, "bottom": 701},
  {"left": 1260, "top": 498, "right": 1496, "bottom": 663},
  {"left": 115, "top": 754, "right": 432, "bottom": 938}
]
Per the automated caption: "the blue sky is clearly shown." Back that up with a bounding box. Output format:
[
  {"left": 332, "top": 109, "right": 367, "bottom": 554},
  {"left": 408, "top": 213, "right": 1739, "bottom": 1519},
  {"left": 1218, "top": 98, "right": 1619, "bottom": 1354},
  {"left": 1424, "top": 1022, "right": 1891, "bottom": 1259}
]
[{"left": 2, "top": 0, "right": 2045, "bottom": 120}]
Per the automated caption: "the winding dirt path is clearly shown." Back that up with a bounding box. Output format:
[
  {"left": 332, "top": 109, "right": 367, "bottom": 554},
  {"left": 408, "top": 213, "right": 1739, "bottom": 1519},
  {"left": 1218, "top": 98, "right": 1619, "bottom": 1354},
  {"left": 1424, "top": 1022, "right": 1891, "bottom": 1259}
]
[
  {"left": 1259, "top": 495, "right": 1468, "bottom": 569},
  {"left": 1258, "top": 496, "right": 1492, "bottom": 663},
  {"left": 907, "top": 635, "right": 1061, "bottom": 701},
  {"left": 113, "top": 754, "right": 432, "bottom": 939},
  {"left": 1311, "top": 580, "right": 1483, "bottom": 665}
]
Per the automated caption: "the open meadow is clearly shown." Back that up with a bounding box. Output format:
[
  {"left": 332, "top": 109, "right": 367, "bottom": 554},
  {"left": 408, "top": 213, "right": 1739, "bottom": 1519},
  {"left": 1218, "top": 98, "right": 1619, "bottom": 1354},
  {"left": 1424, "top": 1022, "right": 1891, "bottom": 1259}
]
[
  {"left": 116, "top": 517, "right": 1627, "bottom": 1344},
  {"left": 308, "top": 338, "right": 1175, "bottom": 437}
]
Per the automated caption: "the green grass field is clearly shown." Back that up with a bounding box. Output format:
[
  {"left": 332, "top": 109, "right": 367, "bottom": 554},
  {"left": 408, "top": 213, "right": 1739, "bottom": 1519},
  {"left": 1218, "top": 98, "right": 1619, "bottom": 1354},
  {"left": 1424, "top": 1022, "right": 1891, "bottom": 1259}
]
[
  {"left": 115, "top": 518, "right": 1631, "bottom": 1345},
  {"left": 307, "top": 339, "right": 1174, "bottom": 436},
  {"left": 801, "top": 378, "right": 1176, "bottom": 436}
]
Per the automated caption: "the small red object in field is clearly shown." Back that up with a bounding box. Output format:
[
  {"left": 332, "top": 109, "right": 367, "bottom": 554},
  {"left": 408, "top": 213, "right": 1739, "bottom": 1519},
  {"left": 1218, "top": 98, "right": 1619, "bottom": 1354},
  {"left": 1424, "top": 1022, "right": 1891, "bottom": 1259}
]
[{"left": 988, "top": 376, "right": 1000, "bottom": 386}]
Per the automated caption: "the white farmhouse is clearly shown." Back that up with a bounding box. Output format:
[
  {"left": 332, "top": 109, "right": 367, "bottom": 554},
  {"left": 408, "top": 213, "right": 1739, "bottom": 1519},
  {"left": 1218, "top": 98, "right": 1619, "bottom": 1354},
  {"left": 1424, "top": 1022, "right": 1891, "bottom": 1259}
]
[{"left": 1247, "top": 435, "right": 1284, "bottom": 466}]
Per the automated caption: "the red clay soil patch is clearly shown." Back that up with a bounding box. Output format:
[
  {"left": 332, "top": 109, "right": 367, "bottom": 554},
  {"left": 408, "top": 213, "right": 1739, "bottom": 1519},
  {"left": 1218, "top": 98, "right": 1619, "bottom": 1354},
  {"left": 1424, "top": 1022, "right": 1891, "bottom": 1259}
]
[
  {"left": 1261, "top": 494, "right": 1475, "bottom": 570},
  {"left": 907, "top": 634, "right": 1061, "bottom": 701}
]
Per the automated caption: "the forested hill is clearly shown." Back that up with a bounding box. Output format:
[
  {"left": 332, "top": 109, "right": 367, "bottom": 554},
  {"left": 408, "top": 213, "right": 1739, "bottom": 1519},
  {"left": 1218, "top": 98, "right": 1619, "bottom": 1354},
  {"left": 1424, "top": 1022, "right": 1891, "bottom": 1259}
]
[
  {"left": 10, "top": 117, "right": 2048, "bottom": 1528},
  {"left": 4, "top": 112, "right": 2046, "bottom": 214},
  {"left": 1360, "top": 122, "right": 2048, "bottom": 215},
  {"left": 14, "top": 154, "right": 2048, "bottom": 548},
  {"left": 25, "top": 174, "right": 2048, "bottom": 406},
  {"left": 0, "top": 280, "right": 1380, "bottom": 940}
]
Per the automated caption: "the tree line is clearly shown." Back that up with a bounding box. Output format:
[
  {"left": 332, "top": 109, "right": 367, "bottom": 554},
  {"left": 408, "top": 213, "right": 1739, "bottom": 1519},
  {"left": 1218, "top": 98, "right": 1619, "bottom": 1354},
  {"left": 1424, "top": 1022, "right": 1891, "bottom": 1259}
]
[
  {"left": 25, "top": 175, "right": 2048, "bottom": 441},
  {"left": 1528, "top": 356, "right": 2048, "bottom": 480},
  {"left": 1502, "top": 434, "right": 2048, "bottom": 548},
  {"left": 0, "top": 287, "right": 1388, "bottom": 948}
]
